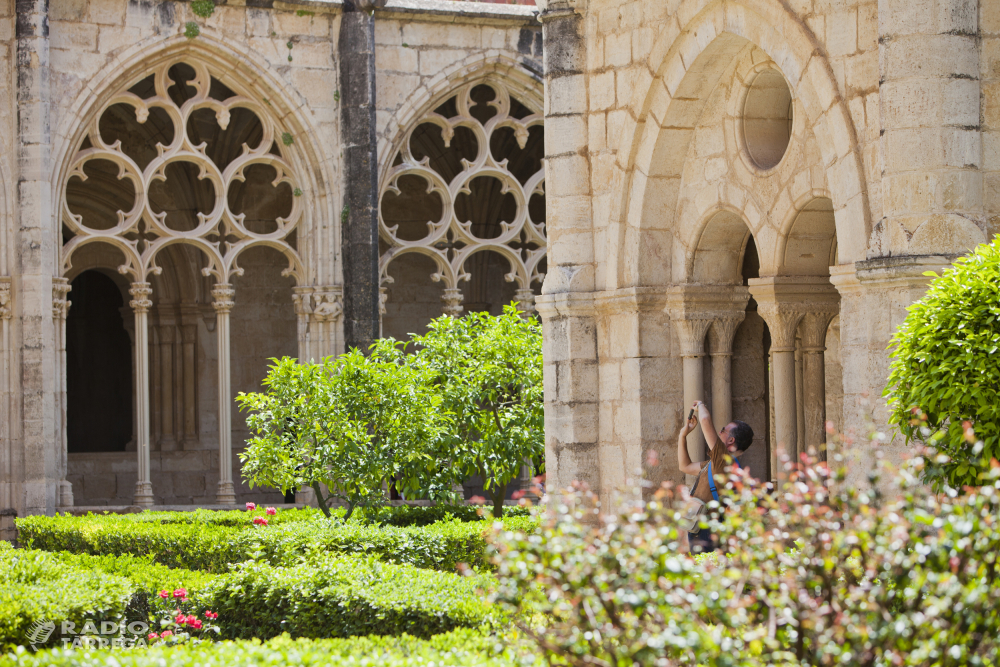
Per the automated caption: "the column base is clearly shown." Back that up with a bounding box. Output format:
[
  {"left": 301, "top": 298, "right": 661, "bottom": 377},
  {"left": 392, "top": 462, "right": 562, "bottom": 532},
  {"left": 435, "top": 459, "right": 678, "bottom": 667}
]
[
  {"left": 57, "top": 480, "right": 74, "bottom": 509},
  {"left": 216, "top": 481, "right": 236, "bottom": 505},
  {"left": 133, "top": 481, "right": 154, "bottom": 508}
]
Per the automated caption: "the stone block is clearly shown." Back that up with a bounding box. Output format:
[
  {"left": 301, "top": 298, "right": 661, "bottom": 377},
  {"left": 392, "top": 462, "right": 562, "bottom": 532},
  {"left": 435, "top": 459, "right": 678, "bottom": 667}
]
[
  {"left": 51, "top": 0, "right": 87, "bottom": 21},
  {"left": 403, "top": 22, "right": 480, "bottom": 49},
  {"left": 171, "top": 472, "right": 207, "bottom": 498},
  {"left": 546, "top": 73, "right": 587, "bottom": 115},
  {"left": 90, "top": 0, "right": 125, "bottom": 25},
  {"left": 97, "top": 26, "right": 144, "bottom": 54},
  {"left": 418, "top": 48, "right": 464, "bottom": 77},
  {"left": 273, "top": 10, "right": 331, "bottom": 39},
  {"left": 51, "top": 21, "right": 99, "bottom": 51},
  {"left": 589, "top": 69, "right": 615, "bottom": 111},
  {"left": 287, "top": 41, "right": 334, "bottom": 69}
]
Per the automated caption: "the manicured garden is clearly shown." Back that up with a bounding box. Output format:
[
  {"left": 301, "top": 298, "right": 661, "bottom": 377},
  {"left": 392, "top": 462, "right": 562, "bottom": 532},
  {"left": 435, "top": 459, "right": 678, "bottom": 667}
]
[{"left": 7, "top": 235, "right": 1000, "bottom": 667}]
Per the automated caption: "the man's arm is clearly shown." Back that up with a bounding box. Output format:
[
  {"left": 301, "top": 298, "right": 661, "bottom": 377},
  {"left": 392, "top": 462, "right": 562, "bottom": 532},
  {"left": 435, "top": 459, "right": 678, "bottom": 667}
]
[
  {"left": 677, "top": 410, "right": 702, "bottom": 476},
  {"left": 696, "top": 401, "right": 719, "bottom": 451}
]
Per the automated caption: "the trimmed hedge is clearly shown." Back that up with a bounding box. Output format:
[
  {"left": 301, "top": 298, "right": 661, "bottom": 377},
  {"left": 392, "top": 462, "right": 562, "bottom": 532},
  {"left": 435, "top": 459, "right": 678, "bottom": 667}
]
[
  {"left": 198, "top": 555, "right": 495, "bottom": 640},
  {"left": 0, "top": 550, "right": 133, "bottom": 652},
  {"left": 0, "top": 629, "right": 534, "bottom": 667},
  {"left": 18, "top": 514, "right": 537, "bottom": 573},
  {"left": 51, "top": 552, "right": 216, "bottom": 596}
]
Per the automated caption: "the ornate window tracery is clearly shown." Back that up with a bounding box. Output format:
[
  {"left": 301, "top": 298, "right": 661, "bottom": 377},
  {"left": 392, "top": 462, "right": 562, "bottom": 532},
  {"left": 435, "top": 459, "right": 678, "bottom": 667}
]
[{"left": 379, "top": 79, "right": 545, "bottom": 316}]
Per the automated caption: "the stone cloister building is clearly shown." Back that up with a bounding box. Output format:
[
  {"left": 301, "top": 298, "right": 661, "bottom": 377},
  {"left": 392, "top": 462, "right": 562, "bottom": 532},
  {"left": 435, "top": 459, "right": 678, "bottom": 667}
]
[
  {"left": 537, "top": 0, "right": 999, "bottom": 504},
  {"left": 0, "top": 0, "right": 545, "bottom": 514}
]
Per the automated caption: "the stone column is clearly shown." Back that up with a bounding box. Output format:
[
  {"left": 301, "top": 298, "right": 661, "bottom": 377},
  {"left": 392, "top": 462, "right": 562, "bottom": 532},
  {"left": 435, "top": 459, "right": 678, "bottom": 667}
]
[
  {"left": 158, "top": 323, "right": 176, "bottom": 451},
  {"left": 442, "top": 288, "right": 463, "bottom": 317},
  {"left": 311, "top": 287, "right": 344, "bottom": 359},
  {"left": 211, "top": 283, "right": 236, "bottom": 505},
  {"left": 52, "top": 278, "right": 72, "bottom": 508},
  {"left": 666, "top": 285, "right": 749, "bottom": 482},
  {"left": 179, "top": 307, "right": 199, "bottom": 448},
  {"left": 794, "top": 341, "right": 805, "bottom": 460},
  {"left": 339, "top": 0, "right": 381, "bottom": 352},
  {"left": 292, "top": 286, "right": 314, "bottom": 361},
  {"left": 875, "top": 0, "right": 983, "bottom": 258},
  {"left": 800, "top": 311, "right": 837, "bottom": 460},
  {"left": 129, "top": 282, "right": 154, "bottom": 507},
  {"left": 18, "top": 0, "right": 58, "bottom": 515},
  {"left": 708, "top": 315, "right": 746, "bottom": 430},
  {"left": 0, "top": 278, "right": 11, "bottom": 509},
  {"left": 750, "top": 277, "right": 839, "bottom": 481}
]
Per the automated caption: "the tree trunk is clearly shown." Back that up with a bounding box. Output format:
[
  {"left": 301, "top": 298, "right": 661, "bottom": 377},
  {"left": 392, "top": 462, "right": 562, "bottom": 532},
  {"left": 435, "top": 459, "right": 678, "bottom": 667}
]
[
  {"left": 491, "top": 481, "right": 507, "bottom": 518},
  {"left": 312, "top": 482, "right": 332, "bottom": 518}
]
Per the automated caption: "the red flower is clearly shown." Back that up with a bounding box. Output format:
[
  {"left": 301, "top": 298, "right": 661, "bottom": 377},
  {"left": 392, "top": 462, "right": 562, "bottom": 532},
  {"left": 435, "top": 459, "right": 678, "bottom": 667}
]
[
  {"left": 190, "top": 619, "right": 203, "bottom": 630},
  {"left": 469, "top": 495, "right": 487, "bottom": 505},
  {"left": 148, "top": 633, "right": 159, "bottom": 641},
  {"left": 266, "top": 507, "right": 277, "bottom": 515},
  {"left": 253, "top": 516, "right": 269, "bottom": 526},
  {"left": 173, "top": 588, "right": 187, "bottom": 599},
  {"left": 158, "top": 590, "right": 169, "bottom": 599},
  {"left": 204, "top": 610, "right": 218, "bottom": 620},
  {"left": 160, "top": 631, "right": 173, "bottom": 638},
  {"left": 174, "top": 613, "right": 186, "bottom": 625},
  {"left": 246, "top": 502, "right": 256, "bottom": 511}
]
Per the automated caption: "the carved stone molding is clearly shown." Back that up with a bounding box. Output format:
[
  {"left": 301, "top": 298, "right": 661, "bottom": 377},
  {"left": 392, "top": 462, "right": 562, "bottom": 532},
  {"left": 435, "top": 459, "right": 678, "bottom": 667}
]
[
  {"left": 379, "top": 80, "right": 545, "bottom": 301},
  {"left": 515, "top": 287, "right": 536, "bottom": 315},
  {"left": 129, "top": 282, "right": 153, "bottom": 314},
  {"left": 311, "top": 287, "right": 344, "bottom": 323},
  {"left": 665, "top": 284, "right": 750, "bottom": 357},
  {"left": 0, "top": 277, "right": 10, "bottom": 320},
  {"left": 748, "top": 276, "right": 839, "bottom": 352},
  {"left": 442, "top": 288, "right": 464, "bottom": 317},
  {"left": 708, "top": 315, "right": 746, "bottom": 356},
  {"left": 800, "top": 311, "right": 837, "bottom": 352},
  {"left": 52, "top": 278, "right": 72, "bottom": 321}
]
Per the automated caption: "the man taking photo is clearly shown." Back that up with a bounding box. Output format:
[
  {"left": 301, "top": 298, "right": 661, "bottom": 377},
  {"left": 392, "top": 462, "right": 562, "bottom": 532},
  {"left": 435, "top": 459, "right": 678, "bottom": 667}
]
[{"left": 677, "top": 400, "right": 753, "bottom": 553}]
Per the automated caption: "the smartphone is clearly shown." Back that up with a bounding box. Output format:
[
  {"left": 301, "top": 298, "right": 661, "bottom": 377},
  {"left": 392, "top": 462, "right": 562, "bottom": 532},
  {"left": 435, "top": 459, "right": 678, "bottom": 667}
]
[{"left": 688, "top": 408, "right": 696, "bottom": 421}]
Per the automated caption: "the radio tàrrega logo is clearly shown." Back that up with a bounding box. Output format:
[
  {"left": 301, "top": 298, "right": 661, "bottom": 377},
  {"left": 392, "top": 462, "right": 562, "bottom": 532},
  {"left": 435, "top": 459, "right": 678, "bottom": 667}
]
[{"left": 26, "top": 620, "right": 56, "bottom": 648}]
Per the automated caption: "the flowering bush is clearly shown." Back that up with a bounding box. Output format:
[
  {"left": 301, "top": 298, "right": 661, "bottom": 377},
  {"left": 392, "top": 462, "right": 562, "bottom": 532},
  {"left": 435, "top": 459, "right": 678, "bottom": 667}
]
[
  {"left": 148, "top": 589, "right": 219, "bottom": 645},
  {"left": 493, "top": 450, "right": 1000, "bottom": 666}
]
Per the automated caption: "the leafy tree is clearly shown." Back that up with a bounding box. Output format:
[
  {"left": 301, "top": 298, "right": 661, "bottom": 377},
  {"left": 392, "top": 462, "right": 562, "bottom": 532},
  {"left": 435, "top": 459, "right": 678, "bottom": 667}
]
[
  {"left": 236, "top": 341, "right": 443, "bottom": 520},
  {"left": 410, "top": 304, "right": 544, "bottom": 517},
  {"left": 886, "top": 236, "right": 1000, "bottom": 489}
]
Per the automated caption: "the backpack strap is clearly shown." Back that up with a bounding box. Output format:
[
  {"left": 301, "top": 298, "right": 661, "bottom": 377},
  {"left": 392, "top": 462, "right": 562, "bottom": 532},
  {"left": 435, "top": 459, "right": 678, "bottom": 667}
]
[{"left": 707, "top": 457, "right": 741, "bottom": 503}]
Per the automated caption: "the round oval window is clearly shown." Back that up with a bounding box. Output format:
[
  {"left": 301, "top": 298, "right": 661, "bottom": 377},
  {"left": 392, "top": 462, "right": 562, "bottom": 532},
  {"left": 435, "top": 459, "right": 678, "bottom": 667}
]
[{"left": 742, "top": 69, "right": 793, "bottom": 170}]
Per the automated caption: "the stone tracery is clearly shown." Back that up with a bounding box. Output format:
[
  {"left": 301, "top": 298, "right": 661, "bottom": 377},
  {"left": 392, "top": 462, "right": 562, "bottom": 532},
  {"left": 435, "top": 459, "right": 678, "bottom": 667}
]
[{"left": 378, "top": 80, "right": 546, "bottom": 317}]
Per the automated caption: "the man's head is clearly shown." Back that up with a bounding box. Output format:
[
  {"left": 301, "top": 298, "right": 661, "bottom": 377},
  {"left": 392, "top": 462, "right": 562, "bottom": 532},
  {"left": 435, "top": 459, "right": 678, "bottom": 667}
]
[{"left": 719, "top": 420, "right": 754, "bottom": 454}]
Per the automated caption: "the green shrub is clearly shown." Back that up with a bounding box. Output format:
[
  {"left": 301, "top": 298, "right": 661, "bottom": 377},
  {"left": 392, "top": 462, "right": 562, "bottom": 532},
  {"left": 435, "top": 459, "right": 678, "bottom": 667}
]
[
  {"left": 0, "top": 550, "right": 134, "bottom": 652},
  {"left": 17, "top": 513, "right": 537, "bottom": 572},
  {"left": 0, "top": 629, "right": 536, "bottom": 667},
  {"left": 366, "top": 504, "right": 531, "bottom": 526},
  {"left": 198, "top": 555, "right": 495, "bottom": 640},
  {"left": 51, "top": 552, "right": 216, "bottom": 596},
  {"left": 495, "top": 452, "right": 1000, "bottom": 667},
  {"left": 886, "top": 236, "right": 1000, "bottom": 488}
]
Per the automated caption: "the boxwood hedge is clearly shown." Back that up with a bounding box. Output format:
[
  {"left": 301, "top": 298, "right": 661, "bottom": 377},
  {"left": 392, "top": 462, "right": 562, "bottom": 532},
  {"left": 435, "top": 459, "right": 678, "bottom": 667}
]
[
  {"left": 0, "top": 629, "right": 536, "bottom": 667},
  {"left": 0, "top": 550, "right": 133, "bottom": 652},
  {"left": 17, "top": 514, "right": 537, "bottom": 573},
  {"left": 197, "top": 555, "right": 495, "bottom": 640}
]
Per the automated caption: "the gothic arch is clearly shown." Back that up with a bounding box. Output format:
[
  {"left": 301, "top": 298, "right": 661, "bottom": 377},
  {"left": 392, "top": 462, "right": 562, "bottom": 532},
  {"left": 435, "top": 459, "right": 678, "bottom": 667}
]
[{"left": 607, "top": 0, "right": 870, "bottom": 290}]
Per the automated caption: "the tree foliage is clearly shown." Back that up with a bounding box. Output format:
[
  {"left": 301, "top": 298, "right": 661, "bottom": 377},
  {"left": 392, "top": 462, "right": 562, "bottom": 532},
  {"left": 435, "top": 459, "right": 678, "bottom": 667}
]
[
  {"left": 236, "top": 340, "right": 443, "bottom": 520},
  {"left": 410, "top": 305, "right": 544, "bottom": 516},
  {"left": 886, "top": 237, "right": 1000, "bottom": 488}
]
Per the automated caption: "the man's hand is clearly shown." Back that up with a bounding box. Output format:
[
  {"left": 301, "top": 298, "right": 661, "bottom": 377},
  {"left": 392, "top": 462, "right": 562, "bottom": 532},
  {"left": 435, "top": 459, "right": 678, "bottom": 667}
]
[{"left": 679, "top": 410, "right": 697, "bottom": 437}]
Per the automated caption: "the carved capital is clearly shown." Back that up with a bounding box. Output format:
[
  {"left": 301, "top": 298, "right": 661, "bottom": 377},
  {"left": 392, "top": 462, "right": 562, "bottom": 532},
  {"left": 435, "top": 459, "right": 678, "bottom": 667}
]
[
  {"left": 52, "top": 278, "right": 72, "bottom": 321},
  {"left": 292, "top": 286, "right": 313, "bottom": 317},
  {"left": 672, "top": 317, "right": 712, "bottom": 357},
  {"left": 748, "top": 276, "right": 839, "bottom": 352},
  {"left": 800, "top": 311, "right": 837, "bottom": 352},
  {"left": 0, "top": 276, "right": 12, "bottom": 320},
  {"left": 515, "top": 288, "right": 536, "bottom": 316},
  {"left": 442, "top": 288, "right": 464, "bottom": 317},
  {"left": 311, "top": 286, "right": 343, "bottom": 323},
  {"left": 211, "top": 283, "right": 235, "bottom": 314},
  {"left": 129, "top": 282, "right": 153, "bottom": 314},
  {"left": 708, "top": 314, "right": 746, "bottom": 356},
  {"left": 665, "top": 284, "right": 750, "bottom": 357},
  {"left": 379, "top": 286, "right": 388, "bottom": 316}
]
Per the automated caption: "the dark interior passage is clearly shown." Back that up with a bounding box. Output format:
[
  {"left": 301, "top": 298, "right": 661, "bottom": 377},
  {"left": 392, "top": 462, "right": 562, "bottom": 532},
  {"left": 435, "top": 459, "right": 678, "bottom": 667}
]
[{"left": 67, "top": 270, "right": 133, "bottom": 453}]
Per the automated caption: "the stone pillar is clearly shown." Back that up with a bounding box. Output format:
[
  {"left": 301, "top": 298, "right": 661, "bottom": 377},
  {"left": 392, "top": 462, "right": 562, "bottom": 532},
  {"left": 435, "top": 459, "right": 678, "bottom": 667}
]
[
  {"left": 666, "top": 285, "right": 750, "bottom": 482},
  {"left": 311, "top": 287, "right": 344, "bottom": 359},
  {"left": 18, "top": 0, "right": 57, "bottom": 515},
  {"left": 339, "top": 0, "right": 381, "bottom": 352},
  {"left": 158, "top": 323, "right": 176, "bottom": 451},
  {"left": 794, "top": 341, "right": 805, "bottom": 460},
  {"left": 292, "top": 286, "right": 314, "bottom": 361},
  {"left": 0, "top": 278, "right": 12, "bottom": 509},
  {"left": 830, "top": 258, "right": 952, "bottom": 485},
  {"left": 708, "top": 315, "right": 745, "bottom": 430},
  {"left": 129, "top": 282, "right": 154, "bottom": 507},
  {"left": 52, "top": 279, "right": 72, "bottom": 508},
  {"left": 749, "top": 277, "right": 838, "bottom": 481},
  {"left": 179, "top": 308, "right": 199, "bottom": 448},
  {"left": 211, "top": 283, "right": 236, "bottom": 505},
  {"left": 442, "top": 288, "right": 463, "bottom": 317},
  {"left": 800, "top": 311, "right": 837, "bottom": 460},
  {"left": 875, "top": 0, "right": 983, "bottom": 257}
]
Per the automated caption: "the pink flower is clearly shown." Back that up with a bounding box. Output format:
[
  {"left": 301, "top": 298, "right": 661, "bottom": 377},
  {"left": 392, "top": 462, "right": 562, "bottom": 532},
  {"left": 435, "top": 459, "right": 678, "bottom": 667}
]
[
  {"left": 253, "top": 516, "right": 268, "bottom": 526},
  {"left": 173, "top": 588, "right": 187, "bottom": 599},
  {"left": 189, "top": 619, "right": 203, "bottom": 630},
  {"left": 265, "top": 507, "right": 276, "bottom": 515},
  {"left": 204, "top": 610, "right": 218, "bottom": 620},
  {"left": 148, "top": 633, "right": 159, "bottom": 641},
  {"left": 174, "top": 613, "right": 186, "bottom": 625},
  {"left": 246, "top": 502, "right": 256, "bottom": 511},
  {"left": 158, "top": 590, "right": 169, "bottom": 599},
  {"left": 160, "top": 630, "right": 173, "bottom": 638},
  {"left": 469, "top": 495, "right": 487, "bottom": 505}
]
